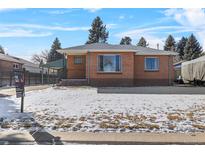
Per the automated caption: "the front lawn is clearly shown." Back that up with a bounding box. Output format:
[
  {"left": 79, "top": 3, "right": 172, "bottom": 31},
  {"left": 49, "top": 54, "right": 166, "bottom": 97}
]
[{"left": 1, "top": 86, "right": 205, "bottom": 133}]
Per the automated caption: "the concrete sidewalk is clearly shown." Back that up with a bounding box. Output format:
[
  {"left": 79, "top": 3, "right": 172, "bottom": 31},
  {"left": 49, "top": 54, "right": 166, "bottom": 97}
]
[
  {"left": 0, "top": 131, "right": 35, "bottom": 145},
  {"left": 1, "top": 131, "right": 205, "bottom": 145},
  {"left": 50, "top": 132, "right": 205, "bottom": 145},
  {"left": 0, "top": 85, "right": 52, "bottom": 97}
]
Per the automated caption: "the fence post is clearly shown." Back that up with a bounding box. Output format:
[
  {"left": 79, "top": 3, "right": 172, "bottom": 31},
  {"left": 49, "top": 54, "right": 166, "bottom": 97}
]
[
  {"left": 29, "top": 72, "right": 30, "bottom": 85},
  {"left": 10, "top": 71, "right": 12, "bottom": 86}
]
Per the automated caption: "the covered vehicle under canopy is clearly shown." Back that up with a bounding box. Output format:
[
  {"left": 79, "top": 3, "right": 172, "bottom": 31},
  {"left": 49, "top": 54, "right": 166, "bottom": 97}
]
[{"left": 181, "top": 56, "right": 205, "bottom": 82}]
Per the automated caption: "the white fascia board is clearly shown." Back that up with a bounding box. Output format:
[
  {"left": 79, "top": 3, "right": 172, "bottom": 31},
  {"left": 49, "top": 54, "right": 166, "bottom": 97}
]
[
  {"left": 135, "top": 52, "right": 178, "bottom": 56},
  {"left": 58, "top": 49, "right": 137, "bottom": 55}
]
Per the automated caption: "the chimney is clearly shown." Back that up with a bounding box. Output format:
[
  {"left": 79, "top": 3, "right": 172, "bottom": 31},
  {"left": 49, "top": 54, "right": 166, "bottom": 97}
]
[{"left": 157, "top": 43, "right": 159, "bottom": 50}]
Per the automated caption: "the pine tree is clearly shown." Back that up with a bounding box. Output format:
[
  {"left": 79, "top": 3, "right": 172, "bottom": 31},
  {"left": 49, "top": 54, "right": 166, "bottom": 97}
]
[
  {"left": 164, "top": 35, "right": 176, "bottom": 51},
  {"left": 86, "top": 16, "right": 109, "bottom": 44},
  {"left": 183, "top": 34, "right": 203, "bottom": 60},
  {"left": 137, "top": 37, "right": 148, "bottom": 47},
  {"left": 176, "top": 37, "right": 188, "bottom": 60},
  {"left": 0, "top": 45, "right": 5, "bottom": 54},
  {"left": 120, "top": 36, "right": 132, "bottom": 45},
  {"left": 48, "top": 37, "right": 63, "bottom": 62}
]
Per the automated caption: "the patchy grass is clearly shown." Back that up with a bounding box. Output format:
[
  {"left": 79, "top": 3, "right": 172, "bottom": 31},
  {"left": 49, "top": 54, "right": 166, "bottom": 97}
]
[
  {"left": 192, "top": 124, "right": 205, "bottom": 130},
  {"left": 167, "top": 113, "right": 184, "bottom": 121}
]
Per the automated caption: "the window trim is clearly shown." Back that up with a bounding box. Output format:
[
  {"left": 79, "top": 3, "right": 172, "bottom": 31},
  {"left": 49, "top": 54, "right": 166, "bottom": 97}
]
[
  {"left": 13, "top": 63, "right": 19, "bottom": 69},
  {"left": 97, "top": 54, "right": 122, "bottom": 73},
  {"left": 74, "top": 56, "right": 83, "bottom": 65},
  {"left": 144, "top": 57, "right": 160, "bottom": 71}
]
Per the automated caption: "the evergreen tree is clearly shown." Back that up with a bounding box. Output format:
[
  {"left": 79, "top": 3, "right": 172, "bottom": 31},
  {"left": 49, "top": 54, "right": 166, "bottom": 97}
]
[
  {"left": 48, "top": 37, "right": 63, "bottom": 62},
  {"left": 164, "top": 35, "right": 176, "bottom": 51},
  {"left": 0, "top": 45, "right": 5, "bottom": 54},
  {"left": 183, "top": 34, "right": 203, "bottom": 60},
  {"left": 86, "top": 16, "right": 109, "bottom": 44},
  {"left": 176, "top": 37, "right": 188, "bottom": 60},
  {"left": 137, "top": 37, "right": 148, "bottom": 47},
  {"left": 120, "top": 36, "right": 132, "bottom": 45}
]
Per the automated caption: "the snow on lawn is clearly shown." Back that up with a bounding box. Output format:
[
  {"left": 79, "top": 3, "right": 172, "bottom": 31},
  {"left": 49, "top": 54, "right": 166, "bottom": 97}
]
[{"left": 1, "top": 86, "right": 205, "bottom": 133}]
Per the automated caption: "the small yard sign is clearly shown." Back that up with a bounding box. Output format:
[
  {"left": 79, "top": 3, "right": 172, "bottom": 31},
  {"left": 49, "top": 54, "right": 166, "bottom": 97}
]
[{"left": 14, "top": 69, "right": 25, "bottom": 113}]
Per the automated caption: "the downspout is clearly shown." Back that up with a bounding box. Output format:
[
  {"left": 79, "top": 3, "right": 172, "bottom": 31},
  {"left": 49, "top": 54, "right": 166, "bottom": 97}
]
[
  {"left": 87, "top": 50, "right": 90, "bottom": 85},
  {"left": 168, "top": 55, "right": 172, "bottom": 86}
]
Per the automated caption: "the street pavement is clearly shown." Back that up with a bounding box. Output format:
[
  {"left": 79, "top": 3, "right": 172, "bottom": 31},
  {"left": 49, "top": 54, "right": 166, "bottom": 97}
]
[{"left": 1, "top": 131, "right": 205, "bottom": 145}]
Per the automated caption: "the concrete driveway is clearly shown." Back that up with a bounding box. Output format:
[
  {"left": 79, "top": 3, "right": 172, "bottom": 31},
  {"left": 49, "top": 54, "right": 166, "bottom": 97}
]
[{"left": 97, "top": 86, "right": 205, "bottom": 94}]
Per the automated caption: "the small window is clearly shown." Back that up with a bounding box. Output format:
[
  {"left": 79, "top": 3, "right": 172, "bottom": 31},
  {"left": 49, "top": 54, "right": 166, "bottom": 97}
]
[
  {"left": 144, "top": 57, "right": 159, "bottom": 71},
  {"left": 98, "top": 55, "right": 121, "bottom": 72},
  {"left": 74, "top": 56, "right": 83, "bottom": 64},
  {"left": 13, "top": 64, "right": 19, "bottom": 69}
]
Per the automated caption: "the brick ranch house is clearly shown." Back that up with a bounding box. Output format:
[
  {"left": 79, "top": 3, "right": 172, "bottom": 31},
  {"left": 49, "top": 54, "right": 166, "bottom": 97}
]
[{"left": 58, "top": 43, "right": 177, "bottom": 86}]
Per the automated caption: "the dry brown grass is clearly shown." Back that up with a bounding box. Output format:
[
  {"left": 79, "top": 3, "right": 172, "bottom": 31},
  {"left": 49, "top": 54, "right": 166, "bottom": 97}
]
[
  {"left": 167, "top": 113, "right": 184, "bottom": 121},
  {"left": 79, "top": 116, "right": 86, "bottom": 121},
  {"left": 192, "top": 124, "right": 205, "bottom": 129},
  {"left": 168, "top": 125, "right": 176, "bottom": 130},
  {"left": 186, "top": 112, "right": 194, "bottom": 120}
]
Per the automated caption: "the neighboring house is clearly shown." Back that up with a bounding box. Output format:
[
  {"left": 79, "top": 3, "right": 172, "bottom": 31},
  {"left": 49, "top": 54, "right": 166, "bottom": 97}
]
[
  {"left": 11, "top": 57, "right": 58, "bottom": 85},
  {"left": 0, "top": 53, "right": 58, "bottom": 86},
  {"left": 11, "top": 57, "right": 48, "bottom": 74},
  {"left": 58, "top": 43, "right": 177, "bottom": 86},
  {"left": 0, "top": 53, "right": 23, "bottom": 71},
  {"left": 0, "top": 53, "right": 23, "bottom": 86}
]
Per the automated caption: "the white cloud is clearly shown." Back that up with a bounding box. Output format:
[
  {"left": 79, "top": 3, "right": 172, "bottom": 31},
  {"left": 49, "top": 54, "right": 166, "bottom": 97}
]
[
  {"left": 106, "top": 23, "right": 117, "bottom": 29},
  {"left": 0, "top": 23, "right": 91, "bottom": 37},
  {"left": 0, "top": 29, "right": 52, "bottom": 37},
  {"left": 163, "top": 8, "right": 205, "bottom": 49},
  {"left": 4, "top": 23, "right": 90, "bottom": 31},
  {"left": 42, "top": 9, "right": 79, "bottom": 15},
  {"left": 0, "top": 8, "right": 25, "bottom": 12},
  {"left": 115, "top": 25, "right": 194, "bottom": 49},
  {"left": 115, "top": 9, "right": 205, "bottom": 49},
  {"left": 119, "top": 15, "right": 134, "bottom": 20},
  {"left": 83, "top": 8, "right": 102, "bottom": 13},
  {"left": 115, "top": 27, "right": 165, "bottom": 49},
  {"left": 119, "top": 15, "right": 125, "bottom": 19}
]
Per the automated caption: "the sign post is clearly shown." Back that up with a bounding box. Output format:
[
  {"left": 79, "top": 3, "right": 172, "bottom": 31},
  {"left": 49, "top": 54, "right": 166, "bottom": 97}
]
[{"left": 14, "top": 69, "right": 25, "bottom": 113}]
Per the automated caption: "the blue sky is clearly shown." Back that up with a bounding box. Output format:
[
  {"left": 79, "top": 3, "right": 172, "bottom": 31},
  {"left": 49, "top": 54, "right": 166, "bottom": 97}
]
[{"left": 0, "top": 8, "right": 205, "bottom": 60}]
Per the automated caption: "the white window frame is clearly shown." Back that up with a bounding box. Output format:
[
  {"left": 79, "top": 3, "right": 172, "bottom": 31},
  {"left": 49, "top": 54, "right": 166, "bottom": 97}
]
[
  {"left": 74, "top": 56, "right": 83, "bottom": 64},
  {"left": 144, "top": 57, "right": 160, "bottom": 71},
  {"left": 97, "top": 54, "right": 122, "bottom": 73}
]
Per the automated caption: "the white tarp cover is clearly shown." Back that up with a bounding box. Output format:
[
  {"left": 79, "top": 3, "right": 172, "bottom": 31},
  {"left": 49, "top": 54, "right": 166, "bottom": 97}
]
[{"left": 182, "top": 56, "right": 205, "bottom": 81}]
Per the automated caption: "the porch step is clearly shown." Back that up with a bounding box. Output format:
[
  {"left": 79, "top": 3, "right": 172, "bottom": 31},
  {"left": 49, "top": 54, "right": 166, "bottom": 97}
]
[{"left": 59, "top": 79, "right": 88, "bottom": 86}]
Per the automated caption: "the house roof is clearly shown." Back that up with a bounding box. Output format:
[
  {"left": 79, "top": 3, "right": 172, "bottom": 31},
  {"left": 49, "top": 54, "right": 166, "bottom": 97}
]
[
  {"left": 58, "top": 43, "right": 178, "bottom": 56},
  {"left": 0, "top": 53, "right": 23, "bottom": 64},
  {"left": 11, "top": 56, "right": 49, "bottom": 74},
  {"left": 43, "top": 58, "right": 66, "bottom": 69}
]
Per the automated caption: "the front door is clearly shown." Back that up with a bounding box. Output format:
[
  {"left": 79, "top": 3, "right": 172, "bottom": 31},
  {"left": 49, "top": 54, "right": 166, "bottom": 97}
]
[{"left": 67, "top": 55, "right": 86, "bottom": 79}]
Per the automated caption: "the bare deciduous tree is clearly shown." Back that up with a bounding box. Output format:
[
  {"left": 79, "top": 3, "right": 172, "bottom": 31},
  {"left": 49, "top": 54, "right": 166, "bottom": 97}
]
[
  {"left": 41, "top": 50, "right": 49, "bottom": 62},
  {"left": 32, "top": 54, "right": 42, "bottom": 64},
  {"left": 31, "top": 50, "right": 50, "bottom": 64}
]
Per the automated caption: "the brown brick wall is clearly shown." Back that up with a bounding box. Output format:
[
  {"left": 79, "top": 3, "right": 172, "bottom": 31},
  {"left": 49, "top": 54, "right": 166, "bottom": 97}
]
[
  {"left": 66, "top": 53, "right": 174, "bottom": 86},
  {"left": 86, "top": 52, "right": 135, "bottom": 86},
  {"left": 134, "top": 55, "right": 174, "bottom": 86},
  {"left": 67, "top": 55, "right": 86, "bottom": 79}
]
